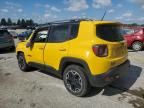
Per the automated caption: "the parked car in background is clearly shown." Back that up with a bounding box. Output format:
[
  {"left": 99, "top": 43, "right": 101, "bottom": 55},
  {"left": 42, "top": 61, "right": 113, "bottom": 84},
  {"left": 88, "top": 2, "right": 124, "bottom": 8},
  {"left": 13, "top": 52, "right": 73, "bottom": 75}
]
[
  {"left": 0, "top": 29, "right": 15, "bottom": 50},
  {"left": 26, "top": 26, "right": 36, "bottom": 30},
  {"left": 18, "top": 30, "right": 33, "bottom": 41},
  {"left": 123, "top": 28, "right": 144, "bottom": 51},
  {"left": 9, "top": 31, "right": 18, "bottom": 38}
]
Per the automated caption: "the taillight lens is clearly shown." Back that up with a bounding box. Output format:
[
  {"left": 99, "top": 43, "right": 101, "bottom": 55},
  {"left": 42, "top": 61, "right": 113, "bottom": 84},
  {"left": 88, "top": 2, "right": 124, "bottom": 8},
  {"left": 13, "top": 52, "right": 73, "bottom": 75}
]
[{"left": 92, "top": 44, "right": 108, "bottom": 57}]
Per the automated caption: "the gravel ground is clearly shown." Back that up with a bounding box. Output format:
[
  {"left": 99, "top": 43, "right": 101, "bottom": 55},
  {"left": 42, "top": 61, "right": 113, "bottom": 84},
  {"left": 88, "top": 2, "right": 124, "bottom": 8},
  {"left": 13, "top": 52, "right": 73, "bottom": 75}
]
[{"left": 0, "top": 39, "right": 144, "bottom": 108}]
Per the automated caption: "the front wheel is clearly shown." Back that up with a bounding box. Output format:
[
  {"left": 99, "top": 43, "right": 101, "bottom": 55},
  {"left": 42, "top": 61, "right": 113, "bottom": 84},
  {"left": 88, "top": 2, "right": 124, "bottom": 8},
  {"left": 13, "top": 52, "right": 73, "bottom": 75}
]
[
  {"left": 132, "top": 41, "right": 143, "bottom": 51},
  {"left": 63, "top": 65, "right": 91, "bottom": 97},
  {"left": 17, "top": 53, "right": 30, "bottom": 72}
]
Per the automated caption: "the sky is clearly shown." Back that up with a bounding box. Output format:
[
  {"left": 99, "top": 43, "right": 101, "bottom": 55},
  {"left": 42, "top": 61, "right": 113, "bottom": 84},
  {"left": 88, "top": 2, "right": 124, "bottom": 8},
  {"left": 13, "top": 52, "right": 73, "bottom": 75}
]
[{"left": 0, "top": 0, "right": 144, "bottom": 24}]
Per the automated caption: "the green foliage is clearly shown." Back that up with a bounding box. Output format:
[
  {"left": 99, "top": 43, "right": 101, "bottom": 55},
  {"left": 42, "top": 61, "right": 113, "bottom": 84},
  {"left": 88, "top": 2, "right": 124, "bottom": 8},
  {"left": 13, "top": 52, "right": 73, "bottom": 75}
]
[
  {"left": 131, "top": 23, "right": 138, "bottom": 26},
  {"left": 21, "top": 19, "right": 26, "bottom": 27},
  {"left": 127, "top": 23, "right": 144, "bottom": 27},
  {"left": 0, "top": 18, "right": 35, "bottom": 27},
  {"left": 7, "top": 18, "right": 12, "bottom": 25},
  {"left": 1, "top": 18, "right": 7, "bottom": 26},
  {"left": 26, "top": 19, "right": 34, "bottom": 26},
  {"left": 17, "top": 19, "right": 21, "bottom": 25}
]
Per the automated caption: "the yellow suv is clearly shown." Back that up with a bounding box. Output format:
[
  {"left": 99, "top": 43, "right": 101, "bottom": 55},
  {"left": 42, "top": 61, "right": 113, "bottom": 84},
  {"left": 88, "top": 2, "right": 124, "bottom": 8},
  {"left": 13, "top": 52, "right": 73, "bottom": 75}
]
[{"left": 16, "top": 19, "right": 130, "bottom": 97}]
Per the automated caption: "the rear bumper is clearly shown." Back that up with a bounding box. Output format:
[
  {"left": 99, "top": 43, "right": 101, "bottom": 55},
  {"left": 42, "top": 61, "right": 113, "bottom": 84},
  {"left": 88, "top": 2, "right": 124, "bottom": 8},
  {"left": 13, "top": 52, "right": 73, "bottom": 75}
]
[{"left": 89, "top": 60, "right": 130, "bottom": 87}]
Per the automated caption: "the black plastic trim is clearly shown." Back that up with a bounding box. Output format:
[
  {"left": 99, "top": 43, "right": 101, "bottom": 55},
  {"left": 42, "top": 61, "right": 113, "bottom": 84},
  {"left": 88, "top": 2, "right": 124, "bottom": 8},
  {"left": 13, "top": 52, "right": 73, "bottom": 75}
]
[
  {"left": 28, "top": 62, "right": 62, "bottom": 78},
  {"left": 59, "top": 57, "right": 93, "bottom": 85}
]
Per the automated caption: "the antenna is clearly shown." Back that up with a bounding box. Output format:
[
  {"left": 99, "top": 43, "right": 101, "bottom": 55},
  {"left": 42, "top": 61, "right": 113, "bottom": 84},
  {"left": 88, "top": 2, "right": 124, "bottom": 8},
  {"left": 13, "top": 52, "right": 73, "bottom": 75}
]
[{"left": 101, "top": 10, "right": 107, "bottom": 21}]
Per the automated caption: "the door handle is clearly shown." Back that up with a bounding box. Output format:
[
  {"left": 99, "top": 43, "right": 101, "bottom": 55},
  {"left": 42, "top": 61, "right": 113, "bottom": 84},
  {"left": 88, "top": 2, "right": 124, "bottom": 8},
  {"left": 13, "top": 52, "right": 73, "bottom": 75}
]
[
  {"left": 39, "top": 48, "right": 44, "bottom": 50},
  {"left": 27, "top": 55, "right": 32, "bottom": 57},
  {"left": 59, "top": 49, "right": 66, "bottom": 51}
]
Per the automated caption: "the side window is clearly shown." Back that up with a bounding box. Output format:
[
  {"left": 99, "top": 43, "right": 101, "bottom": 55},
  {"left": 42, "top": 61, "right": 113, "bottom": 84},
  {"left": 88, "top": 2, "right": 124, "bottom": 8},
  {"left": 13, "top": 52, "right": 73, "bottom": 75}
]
[
  {"left": 48, "top": 25, "right": 69, "bottom": 42},
  {"left": 33, "top": 29, "right": 48, "bottom": 43},
  {"left": 124, "top": 29, "right": 134, "bottom": 35},
  {"left": 70, "top": 24, "right": 79, "bottom": 39}
]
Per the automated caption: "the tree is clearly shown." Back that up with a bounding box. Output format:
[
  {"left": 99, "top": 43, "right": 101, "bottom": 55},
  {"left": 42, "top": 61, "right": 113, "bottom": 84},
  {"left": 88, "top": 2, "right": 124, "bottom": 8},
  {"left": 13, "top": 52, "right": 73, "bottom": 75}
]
[
  {"left": 25, "top": 19, "right": 34, "bottom": 26},
  {"left": 25, "top": 20, "right": 30, "bottom": 26},
  {"left": 21, "top": 19, "right": 26, "bottom": 27},
  {"left": 7, "top": 18, "right": 12, "bottom": 25},
  {"left": 0, "top": 18, "right": 36, "bottom": 27},
  {"left": 17, "top": 19, "right": 21, "bottom": 25},
  {"left": 13, "top": 22, "right": 16, "bottom": 25},
  {"left": 1, "top": 18, "right": 7, "bottom": 26},
  {"left": 131, "top": 23, "right": 138, "bottom": 26},
  {"left": 29, "top": 19, "right": 34, "bottom": 26}
]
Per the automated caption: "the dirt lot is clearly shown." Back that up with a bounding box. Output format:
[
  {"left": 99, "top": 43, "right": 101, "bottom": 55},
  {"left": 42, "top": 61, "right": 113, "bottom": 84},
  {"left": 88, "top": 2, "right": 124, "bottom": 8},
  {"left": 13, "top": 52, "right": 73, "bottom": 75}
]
[{"left": 0, "top": 39, "right": 144, "bottom": 108}]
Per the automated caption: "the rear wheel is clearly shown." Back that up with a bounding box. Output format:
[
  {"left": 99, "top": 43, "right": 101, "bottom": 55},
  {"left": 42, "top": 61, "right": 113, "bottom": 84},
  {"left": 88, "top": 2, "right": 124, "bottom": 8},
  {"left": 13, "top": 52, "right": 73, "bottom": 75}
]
[
  {"left": 63, "top": 65, "right": 91, "bottom": 97},
  {"left": 17, "top": 53, "right": 30, "bottom": 72},
  {"left": 132, "top": 41, "right": 143, "bottom": 51}
]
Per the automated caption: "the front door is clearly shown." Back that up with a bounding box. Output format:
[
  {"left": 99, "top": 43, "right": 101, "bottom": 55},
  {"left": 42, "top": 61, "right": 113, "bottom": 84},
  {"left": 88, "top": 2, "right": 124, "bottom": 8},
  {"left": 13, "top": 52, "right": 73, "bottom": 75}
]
[{"left": 27, "top": 28, "right": 48, "bottom": 64}]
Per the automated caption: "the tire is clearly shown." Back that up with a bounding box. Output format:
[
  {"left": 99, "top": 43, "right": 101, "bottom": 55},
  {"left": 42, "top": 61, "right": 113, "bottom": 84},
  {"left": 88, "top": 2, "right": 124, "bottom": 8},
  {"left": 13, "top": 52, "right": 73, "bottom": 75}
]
[
  {"left": 63, "top": 65, "right": 91, "bottom": 97},
  {"left": 17, "top": 53, "right": 30, "bottom": 72},
  {"left": 132, "top": 41, "right": 143, "bottom": 51}
]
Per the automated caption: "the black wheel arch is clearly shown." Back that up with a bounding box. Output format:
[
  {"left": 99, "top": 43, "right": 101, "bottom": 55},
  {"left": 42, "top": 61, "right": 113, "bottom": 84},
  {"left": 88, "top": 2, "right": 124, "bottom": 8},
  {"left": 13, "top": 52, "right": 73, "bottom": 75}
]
[{"left": 59, "top": 57, "right": 92, "bottom": 83}]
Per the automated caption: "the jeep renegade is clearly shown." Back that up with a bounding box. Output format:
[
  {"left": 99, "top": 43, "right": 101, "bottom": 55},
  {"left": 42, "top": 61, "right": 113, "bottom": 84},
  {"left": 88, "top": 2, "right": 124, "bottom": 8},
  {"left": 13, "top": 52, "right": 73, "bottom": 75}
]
[{"left": 16, "top": 19, "right": 130, "bottom": 97}]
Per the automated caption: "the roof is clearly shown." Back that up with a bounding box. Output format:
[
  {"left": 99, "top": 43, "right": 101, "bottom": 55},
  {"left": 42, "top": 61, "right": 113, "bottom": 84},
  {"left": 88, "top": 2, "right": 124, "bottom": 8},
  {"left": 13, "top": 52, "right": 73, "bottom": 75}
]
[
  {"left": 38, "top": 18, "right": 94, "bottom": 28},
  {"left": 37, "top": 18, "right": 121, "bottom": 28}
]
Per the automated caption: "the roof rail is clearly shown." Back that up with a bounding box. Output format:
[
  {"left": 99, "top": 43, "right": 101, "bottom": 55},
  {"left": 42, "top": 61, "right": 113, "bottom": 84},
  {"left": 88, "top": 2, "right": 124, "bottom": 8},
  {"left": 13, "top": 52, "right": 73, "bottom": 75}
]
[
  {"left": 38, "top": 18, "right": 94, "bottom": 28},
  {"left": 48, "top": 18, "right": 93, "bottom": 24}
]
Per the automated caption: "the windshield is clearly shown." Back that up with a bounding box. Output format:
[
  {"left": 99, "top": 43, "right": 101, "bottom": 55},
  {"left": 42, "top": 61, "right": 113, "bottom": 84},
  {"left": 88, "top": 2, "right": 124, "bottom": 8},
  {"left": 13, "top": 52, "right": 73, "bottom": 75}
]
[{"left": 96, "top": 24, "right": 124, "bottom": 42}]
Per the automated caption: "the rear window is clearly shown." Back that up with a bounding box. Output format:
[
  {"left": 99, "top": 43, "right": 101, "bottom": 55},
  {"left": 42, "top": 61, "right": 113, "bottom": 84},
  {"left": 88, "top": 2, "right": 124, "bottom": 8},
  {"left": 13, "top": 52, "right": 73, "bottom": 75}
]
[
  {"left": 96, "top": 24, "right": 124, "bottom": 42},
  {"left": 0, "top": 30, "right": 10, "bottom": 37}
]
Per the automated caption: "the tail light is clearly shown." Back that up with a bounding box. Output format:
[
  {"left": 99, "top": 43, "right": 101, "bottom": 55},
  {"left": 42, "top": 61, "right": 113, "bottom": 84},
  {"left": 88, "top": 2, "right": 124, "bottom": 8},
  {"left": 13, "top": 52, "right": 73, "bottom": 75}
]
[{"left": 92, "top": 44, "right": 108, "bottom": 57}]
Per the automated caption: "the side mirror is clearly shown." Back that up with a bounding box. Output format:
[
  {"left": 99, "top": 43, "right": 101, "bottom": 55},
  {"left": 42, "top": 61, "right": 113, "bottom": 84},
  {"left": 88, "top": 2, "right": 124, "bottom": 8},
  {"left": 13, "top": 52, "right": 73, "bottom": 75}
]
[{"left": 26, "top": 41, "right": 32, "bottom": 48}]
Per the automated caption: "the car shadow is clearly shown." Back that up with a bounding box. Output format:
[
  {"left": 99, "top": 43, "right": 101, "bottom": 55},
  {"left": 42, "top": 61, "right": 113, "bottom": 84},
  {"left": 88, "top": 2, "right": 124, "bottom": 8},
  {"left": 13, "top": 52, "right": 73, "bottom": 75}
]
[
  {"left": 38, "top": 70, "right": 62, "bottom": 80},
  {"left": 85, "top": 65, "right": 142, "bottom": 97},
  {"left": 128, "top": 49, "right": 144, "bottom": 52},
  {"left": 30, "top": 64, "right": 142, "bottom": 97},
  {"left": 0, "top": 49, "right": 15, "bottom": 54},
  {"left": 128, "top": 50, "right": 137, "bottom": 52}
]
